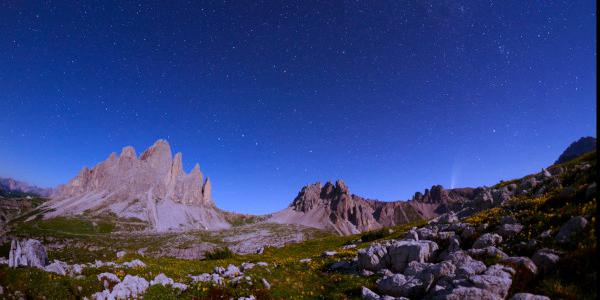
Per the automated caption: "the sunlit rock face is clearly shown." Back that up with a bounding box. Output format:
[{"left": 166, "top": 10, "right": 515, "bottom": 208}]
[{"left": 48, "top": 139, "right": 229, "bottom": 231}]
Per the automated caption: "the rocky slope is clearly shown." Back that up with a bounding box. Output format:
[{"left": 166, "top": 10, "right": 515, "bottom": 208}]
[
  {"left": 46, "top": 139, "right": 230, "bottom": 231},
  {"left": 0, "top": 177, "right": 51, "bottom": 197},
  {"left": 555, "top": 136, "right": 596, "bottom": 164}
]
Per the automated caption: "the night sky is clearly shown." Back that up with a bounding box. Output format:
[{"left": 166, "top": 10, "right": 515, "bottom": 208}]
[{"left": 0, "top": 1, "right": 596, "bottom": 214}]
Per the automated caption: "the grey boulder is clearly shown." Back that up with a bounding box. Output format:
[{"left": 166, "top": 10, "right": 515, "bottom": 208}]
[
  {"left": 555, "top": 216, "right": 588, "bottom": 243},
  {"left": 472, "top": 233, "right": 503, "bottom": 249}
]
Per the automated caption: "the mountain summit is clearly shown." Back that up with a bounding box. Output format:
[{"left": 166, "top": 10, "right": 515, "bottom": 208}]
[
  {"left": 555, "top": 136, "right": 596, "bottom": 164},
  {"left": 46, "top": 139, "right": 229, "bottom": 231}
]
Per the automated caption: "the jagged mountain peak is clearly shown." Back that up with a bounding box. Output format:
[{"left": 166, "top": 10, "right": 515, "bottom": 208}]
[{"left": 47, "top": 139, "right": 228, "bottom": 231}]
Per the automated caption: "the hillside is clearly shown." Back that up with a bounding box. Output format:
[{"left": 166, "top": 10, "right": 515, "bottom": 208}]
[{"left": 0, "top": 150, "right": 595, "bottom": 299}]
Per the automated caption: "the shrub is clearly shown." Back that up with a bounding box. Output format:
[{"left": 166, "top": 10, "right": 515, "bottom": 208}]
[
  {"left": 360, "top": 229, "right": 388, "bottom": 242},
  {"left": 204, "top": 247, "right": 234, "bottom": 260}
]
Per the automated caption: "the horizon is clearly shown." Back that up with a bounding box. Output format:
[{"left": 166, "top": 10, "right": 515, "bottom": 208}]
[{"left": 1, "top": 1, "right": 596, "bottom": 214}]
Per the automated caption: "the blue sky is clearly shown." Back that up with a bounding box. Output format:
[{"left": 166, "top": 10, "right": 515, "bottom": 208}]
[{"left": 0, "top": 1, "right": 596, "bottom": 214}]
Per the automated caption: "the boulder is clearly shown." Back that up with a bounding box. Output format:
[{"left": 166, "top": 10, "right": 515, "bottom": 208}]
[
  {"left": 460, "top": 226, "right": 476, "bottom": 240},
  {"left": 467, "top": 264, "right": 514, "bottom": 299},
  {"left": 94, "top": 275, "right": 150, "bottom": 300},
  {"left": 501, "top": 257, "right": 537, "bottom": 284},
  {"left": 510, "top": 293, "right": 550, "bottom": 300},
  {"left": 446, "top": 251, "right": 486, "bottom": 277},
  {"left": 377, "top": 274, "right": 425, "bottom": 298},
  {"left": 438, "top": 212, "right": 459, "bottom": 224},
  {"left": 44, "top": 259, "right": 68, "bottom": 275},
  {"left": 8, "top": 239, "right": 48, "bottom": 268},
  {"left": 387, "top": 240, "right": 438, "bottom": 273},
  {"left": 531, "top": 249, "right": 560, "bottom": 273},
  {"left": 432, "top": 286, "right": 502, "bottom": 300},
  {"left": 467, "top": 247, "right": 509, "bottom": 263},
  {"left": 496, "top": 223, "right": 523, "bottom": 238},
  {"left": 555, "top": 216, "right": 588, "bottom": 243},
  {"left": 150, "top": 273, "right": 187, "bottom": 290},
  {"left": 472, "top": 233, "right": 502, "bottom": 249},
  {"left": 417, "top": 227, "right": 437, "bottom": 240},
  {"left": 362, "top": 286, "right": 381, "bottom": 300},
  {"left": 358, "top": 243, "right": 389, "bottom": 271},
  {"left": 404, "top": 228, "right": 419, "bottom": 241}
]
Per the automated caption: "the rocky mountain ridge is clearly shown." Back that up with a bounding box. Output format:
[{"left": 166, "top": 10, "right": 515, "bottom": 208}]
[{"left": 46, "top": 139, "right": 229, "bottom": 231}]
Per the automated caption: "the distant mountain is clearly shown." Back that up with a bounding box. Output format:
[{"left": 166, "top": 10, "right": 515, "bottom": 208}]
[
  {"left": 0, "top": 177, "right": 51, "bottom": 197},
  {"left": 269, "top": 180, "right": 492, "bottom": 235},
  {"left": 46, "top": 139, "right": 230, "bottom": 231},
  {"left": 269, "top": 174, "right": 542, "bottom": 235},
  {"left": 555, "top": 136, "right": 596, "bottom": 164}
]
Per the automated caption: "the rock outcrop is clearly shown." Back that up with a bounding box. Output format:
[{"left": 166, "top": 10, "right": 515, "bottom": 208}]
[
  {"left": 8, "top": 239, "right": 48, "bottom": 268},
  {"left": 46, "top": 139, "right": 229, "bottom": 231}
]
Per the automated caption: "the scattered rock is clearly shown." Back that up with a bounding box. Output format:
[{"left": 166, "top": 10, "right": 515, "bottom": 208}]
[
  {"left": 241, "top": 262, "right": 255, "bottom": 271},
  {"left": 468, "top": 264, "right": 514, "bottom": 299},
  {"left": 342, "top": 244, "right": 357, "bottom": 250},
  {"left": 116, "top": 251, "right": 126, "bottom": 258},
  {"left": 531, "top": 249, "right": 560, "bottom": 273},
  {"left": 322, "top": 251, "right": 338, "bottom": 257},
  {"left": 446, "top": 251, "right": 487, "bottom": 277},
  {"left": 122, "top": 259, "right": 146, "bottom": 268},
  {"left": 93, "top": 275, "right": 149, "bottom": 300},
  {"left": 501, "top": 257, "right": 537, "bottom": 284},
  {"left": 189, "top": 273, "right": 224, "bottom": 285},
  {"left": 496, "top": 223, "right": 524, "bottom": 238},
  {"left": 299, "top": 258, "right": 312, "bottom": 263},
  {"left": 467, "top": 247, "right": 509, "bottom": 263},
  {"left": 261, "top": 278, "right": 271, "bottom": 290},
  {"left": 222, "top": 264, "right": 242, "bottom": 277},
  {"left": 150, "top": 273, "right": 187, "bottom": 290},
  {"left": 555, "top": 216, "right": 588, "bottom": 243},
  {"left": 438, "top": 211, "right": 459, "bottom": 224},
  {"left": 472, "top": 233, "right": 503, "bottom": 249},
  {"left": 98, "top": 273, "right": 121, "bottom": 283},
  {"left": 358, "top": 243, "right": 390, "bottom": 271},
  {"left": 361, "top": 286, "right": 381, "bottom": 300},
  {"left": 44, "top": 260, "right": 67, "bottom": 275}
]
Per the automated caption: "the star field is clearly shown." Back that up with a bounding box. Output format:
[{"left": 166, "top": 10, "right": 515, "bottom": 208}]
[{"left": 0, "top": 1, "right": 596, "bottom": 214}]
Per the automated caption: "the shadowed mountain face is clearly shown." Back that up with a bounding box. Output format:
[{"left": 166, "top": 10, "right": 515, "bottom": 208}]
[
  {"left": 47, "top": 139, "right": 229, "bottom": 231},
  {"left": 555, "top": 136, "right": 596, "bottom": 164}
]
